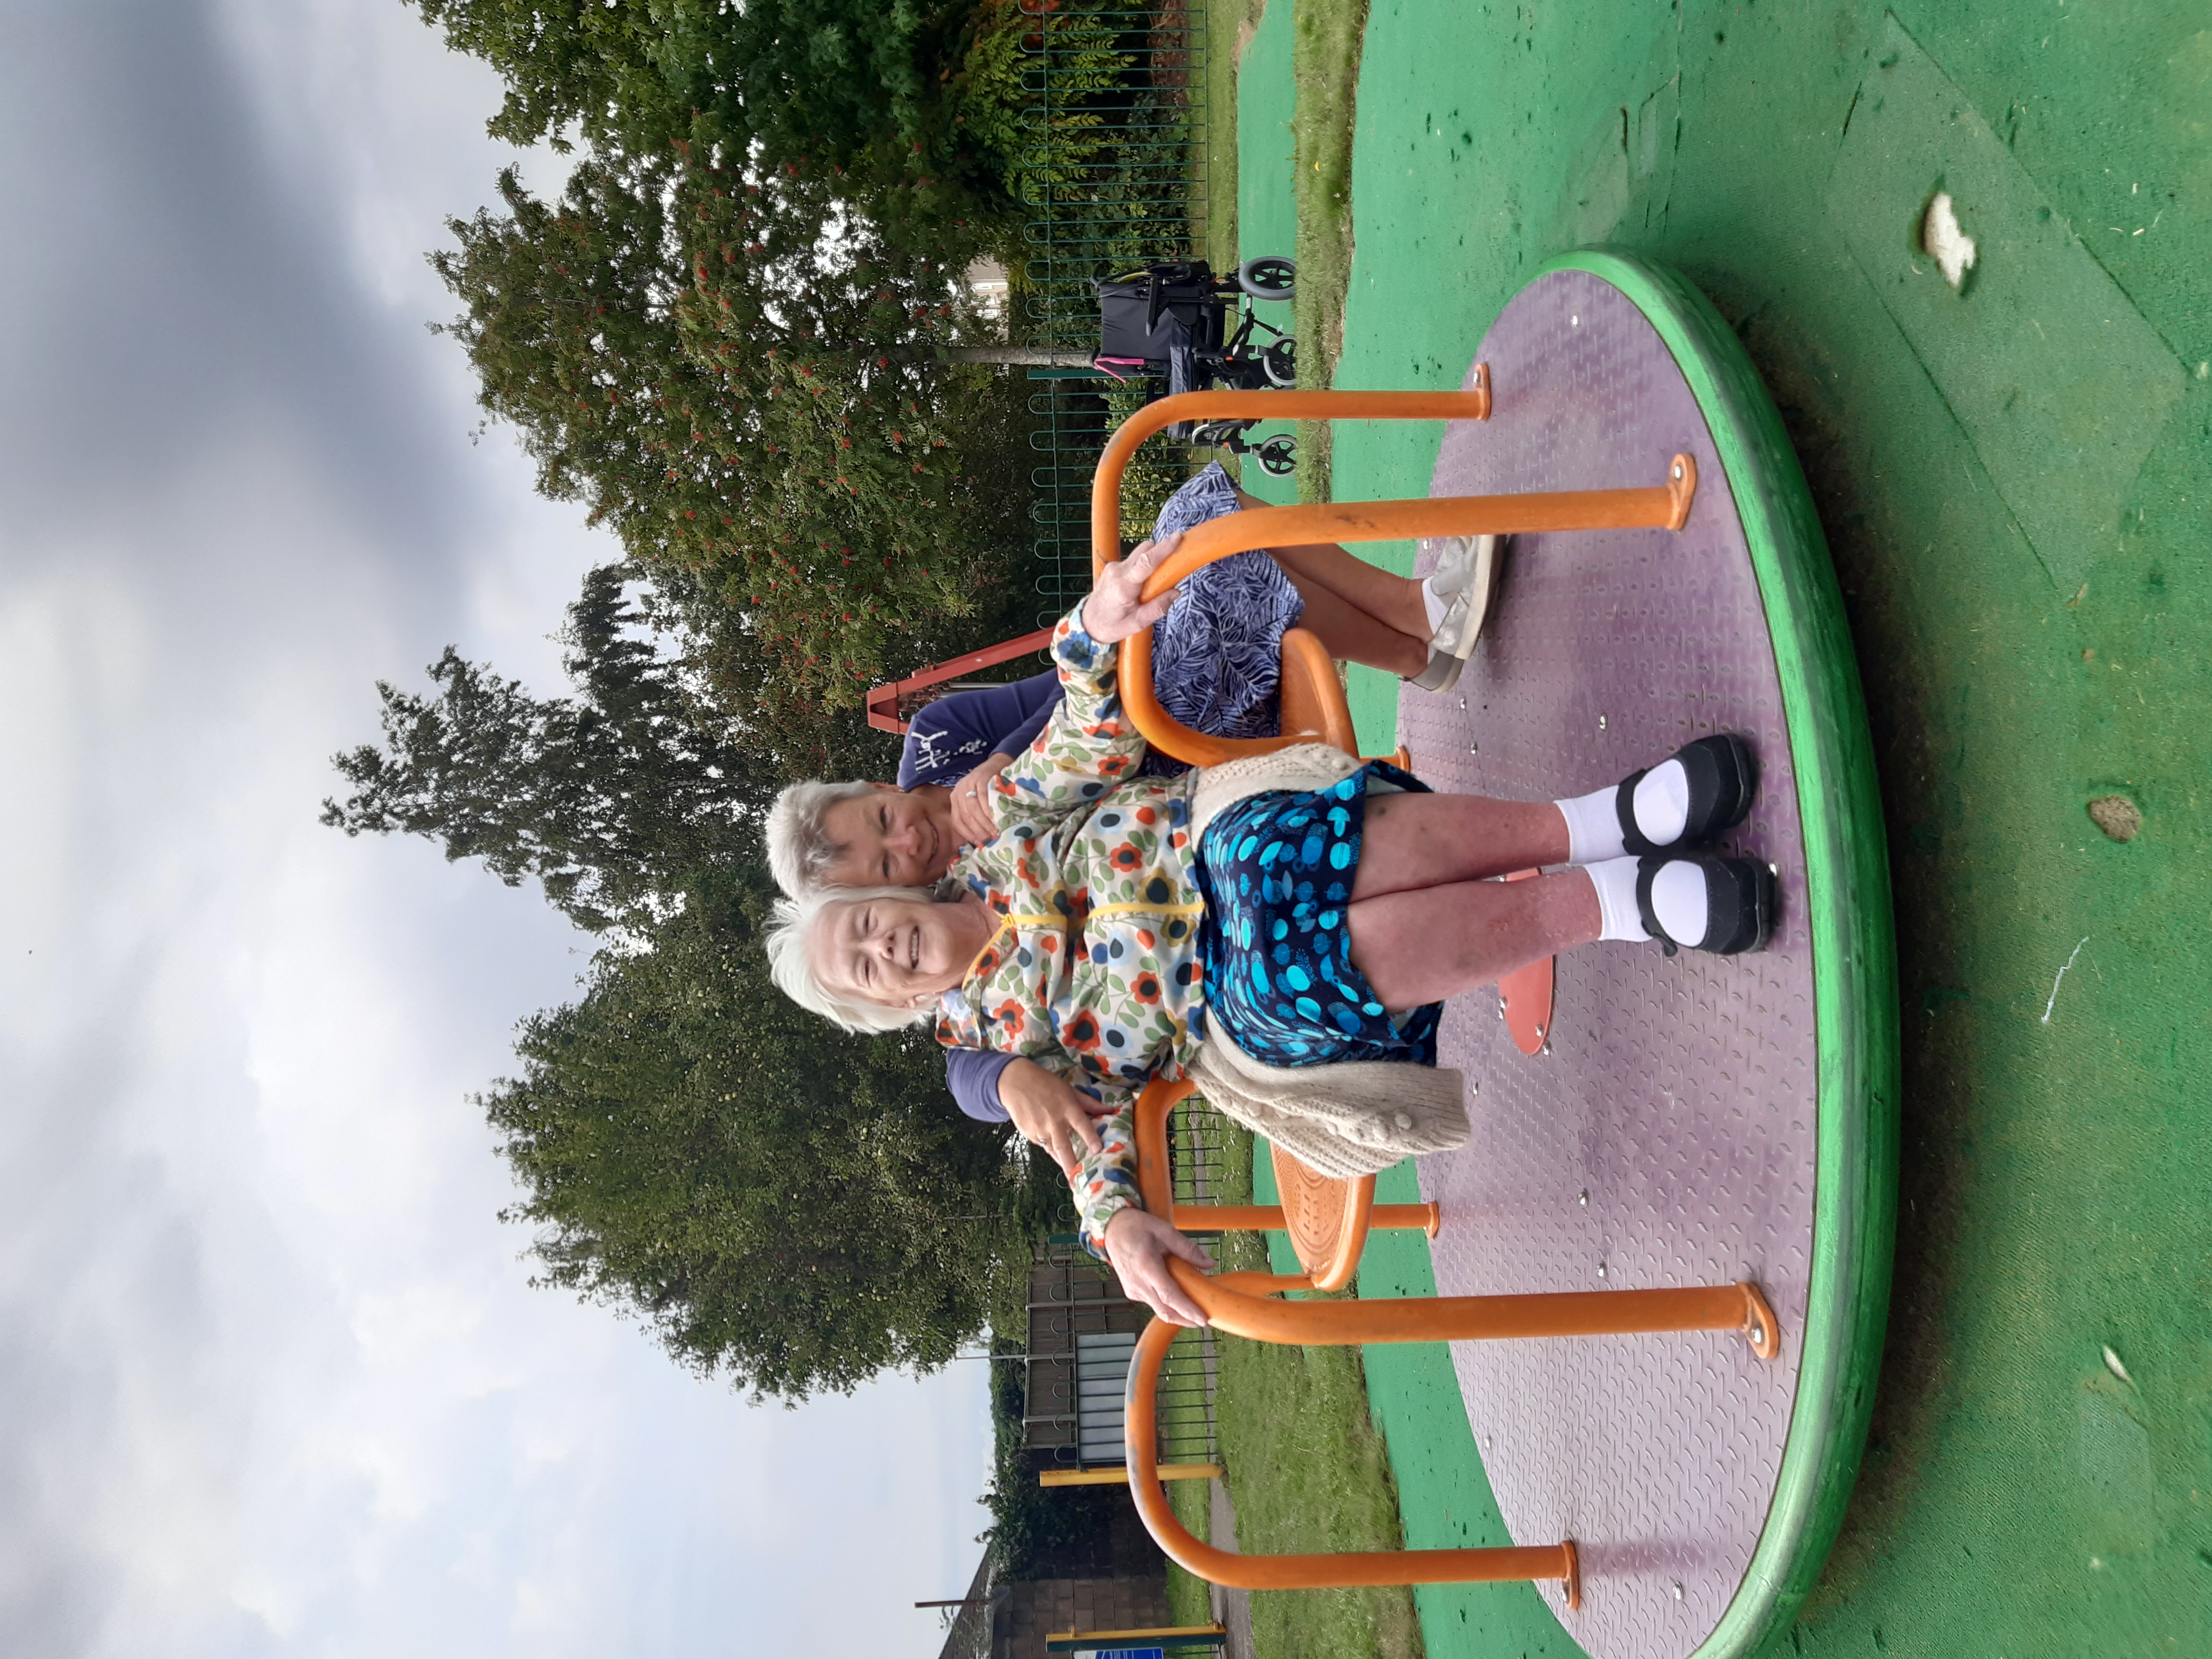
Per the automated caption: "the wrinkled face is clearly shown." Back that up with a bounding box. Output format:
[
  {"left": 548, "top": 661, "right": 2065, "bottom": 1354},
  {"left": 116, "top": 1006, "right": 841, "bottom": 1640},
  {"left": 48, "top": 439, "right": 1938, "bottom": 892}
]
[
  {"left": 810, "top": 893, "right": 984, "bottom": 1010},
  {"left": 821, "top": 785, "right": 956, "bottom": 888}
]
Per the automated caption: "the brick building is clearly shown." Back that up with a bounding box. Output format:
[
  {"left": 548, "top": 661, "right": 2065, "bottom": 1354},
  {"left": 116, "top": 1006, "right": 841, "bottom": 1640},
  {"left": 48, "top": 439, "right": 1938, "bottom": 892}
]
[{"left": 935, "top": 1506, "right": 1175, "bottom": 1659}]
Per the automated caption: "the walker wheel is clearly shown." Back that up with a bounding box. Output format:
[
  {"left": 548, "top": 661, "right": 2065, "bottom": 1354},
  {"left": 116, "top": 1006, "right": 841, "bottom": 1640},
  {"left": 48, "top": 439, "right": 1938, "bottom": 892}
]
[
  {"left": 1256, "top": 433, "right": 1298, "bottom": 476},
  {"left": 1238, "top": 255, "right": 1298, "bottom": 300},
  {"left": 1262, "top": 337, "right": 1298, "bottom": 387}
]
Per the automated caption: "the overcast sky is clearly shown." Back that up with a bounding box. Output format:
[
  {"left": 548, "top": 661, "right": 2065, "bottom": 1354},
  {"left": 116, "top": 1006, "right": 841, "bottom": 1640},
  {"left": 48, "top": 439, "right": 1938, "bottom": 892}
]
[{"left": 0, "top": 2, "right": 990, "bottom": 1654}]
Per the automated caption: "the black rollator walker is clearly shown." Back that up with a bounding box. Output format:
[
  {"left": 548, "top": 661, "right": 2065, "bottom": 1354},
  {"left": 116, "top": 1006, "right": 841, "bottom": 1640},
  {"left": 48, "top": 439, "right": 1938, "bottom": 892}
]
[{"left": 1093, "top": 256, "right": 1300, "bottom": 475}]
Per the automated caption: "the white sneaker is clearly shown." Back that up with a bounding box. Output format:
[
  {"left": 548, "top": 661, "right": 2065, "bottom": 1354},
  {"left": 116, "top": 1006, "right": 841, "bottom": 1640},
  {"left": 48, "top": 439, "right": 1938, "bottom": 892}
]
[
  {"left": 1409, "top": 645, "right": 1467, "bottom": 693},
  {"left": 1423, "top": 533, "right": 1508, "bottom": 662}
]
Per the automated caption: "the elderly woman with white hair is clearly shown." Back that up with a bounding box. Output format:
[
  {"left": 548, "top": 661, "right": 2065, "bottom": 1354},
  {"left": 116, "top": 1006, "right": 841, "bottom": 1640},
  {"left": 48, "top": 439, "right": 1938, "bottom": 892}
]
[
  {"left": 768, "top": 539, "right": 1772, "bottom": 1323},
  {"left": 766, "top": 463, "right": 1507, "bottom": 1160}
]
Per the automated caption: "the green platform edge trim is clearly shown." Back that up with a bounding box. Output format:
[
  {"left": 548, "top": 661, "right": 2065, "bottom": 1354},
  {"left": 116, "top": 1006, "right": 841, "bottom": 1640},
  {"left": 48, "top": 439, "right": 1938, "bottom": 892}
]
[{"left": 1532, "top": 250, "right": 1900, "bottom": 1659}]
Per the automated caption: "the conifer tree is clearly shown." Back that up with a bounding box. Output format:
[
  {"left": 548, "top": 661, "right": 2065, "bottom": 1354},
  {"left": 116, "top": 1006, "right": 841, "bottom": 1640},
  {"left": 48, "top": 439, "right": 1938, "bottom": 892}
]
[
  {"left": 432, "top": 138, "right": 1031, "bottom": 716},
  {"left": 320, "top": 562, "right": 887, "bottom": 932}
]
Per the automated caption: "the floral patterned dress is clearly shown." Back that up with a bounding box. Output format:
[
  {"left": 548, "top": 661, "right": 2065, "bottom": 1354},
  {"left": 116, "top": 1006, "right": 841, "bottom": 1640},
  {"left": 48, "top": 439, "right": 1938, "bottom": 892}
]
[{"left": 933, "top": 603, "right": 1205, "bottom": 1256}]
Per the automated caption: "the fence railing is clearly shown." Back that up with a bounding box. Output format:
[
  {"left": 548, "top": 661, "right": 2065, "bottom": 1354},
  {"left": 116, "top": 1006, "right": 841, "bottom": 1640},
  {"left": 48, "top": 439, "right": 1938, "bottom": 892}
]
[
  {"left": 1018, "top": 1095, "right": 1250, "bottom": 1474},
  {"left": 1022, "top": 1237, "right": 1218, "bottom": 1471},
  {"left": 1017, "top": 0, "right": 1215, "bottom": 626}
]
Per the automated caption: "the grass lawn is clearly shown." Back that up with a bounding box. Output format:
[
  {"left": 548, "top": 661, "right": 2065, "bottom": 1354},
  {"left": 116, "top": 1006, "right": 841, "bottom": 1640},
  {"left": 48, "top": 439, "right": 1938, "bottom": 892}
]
[
  {"left": 1214, "top": 1286, "right": 1426, "bottom": 1659},
  {"left": 1217, "top": 0, "right": 1369, "bottom": 501},
  {"left": 1202, "top": 0, "right": 1268, "bottom": 276},
  {"left": 1163, "top": 1478, "right": 1216, "bottom": 1628}
]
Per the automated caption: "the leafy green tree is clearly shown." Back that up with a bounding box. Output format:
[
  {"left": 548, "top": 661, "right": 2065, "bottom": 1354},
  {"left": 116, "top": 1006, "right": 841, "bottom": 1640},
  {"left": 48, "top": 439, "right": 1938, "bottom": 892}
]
[
  {"left": 662, "top": 152, "right": 1036, "bottom": 710},
  {"left": 432, "top": 141, "right": 1034, "bottom": 716},
  {"left": 404, "top": 0, "right": 1022, "bottom": 224},
  {"left": 485, "top": 860, "right": 1056, "bottom": 1399}
]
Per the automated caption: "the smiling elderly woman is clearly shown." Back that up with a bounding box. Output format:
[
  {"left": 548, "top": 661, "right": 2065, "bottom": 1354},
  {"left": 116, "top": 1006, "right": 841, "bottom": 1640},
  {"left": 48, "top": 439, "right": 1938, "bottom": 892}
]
[{"left": 767, "top": 541, "right": 1773, "bottom": 1322}]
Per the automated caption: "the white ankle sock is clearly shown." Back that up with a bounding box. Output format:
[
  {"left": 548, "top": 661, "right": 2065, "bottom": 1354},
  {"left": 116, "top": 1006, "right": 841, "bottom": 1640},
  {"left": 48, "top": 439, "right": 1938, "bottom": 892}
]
[
  {"left": 1554, "top": 756, "right": 1694, "bottom": 863},
  {"left": 1648, "top": 858, "right": 1712, "bottom": 946},
  {"left": 1584, "top": 858, "right": 1649, "bottom": 942},
  {"left": 1419, "top": 576, "right": 1450, "bottom": 633},
  {"left": 1633, "top": 758, "right": 1691, "bottom": 846},
  {"left": 1554, "top": 788, "right": 1624, "bottom": 864},
  {"left": 1586, "top": 856, "right": 1713, "bottom": 946}
]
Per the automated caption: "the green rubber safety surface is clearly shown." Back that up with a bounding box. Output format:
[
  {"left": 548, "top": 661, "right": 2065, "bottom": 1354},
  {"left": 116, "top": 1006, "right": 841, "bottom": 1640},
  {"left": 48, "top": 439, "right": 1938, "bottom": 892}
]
[{"left": 1306, "top": 3, "right": 2212, "bottom": 1656}]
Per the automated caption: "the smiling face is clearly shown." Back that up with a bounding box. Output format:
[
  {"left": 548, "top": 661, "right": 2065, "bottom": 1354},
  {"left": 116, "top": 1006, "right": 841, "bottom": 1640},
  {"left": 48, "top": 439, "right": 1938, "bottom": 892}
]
[
  {"left": 809, "top": 891, "right": 995, "bottom": 1010},
  {"left": 820, "top": 785, "right": 959, "bottom": 888}
]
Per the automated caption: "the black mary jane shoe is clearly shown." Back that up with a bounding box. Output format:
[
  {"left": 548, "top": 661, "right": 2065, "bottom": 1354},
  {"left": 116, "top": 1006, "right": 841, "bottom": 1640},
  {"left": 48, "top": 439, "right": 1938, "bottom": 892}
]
[
  {"left": 1613, "top": 733, "right": 1758, "bottom": 855},
  {"left": 1635, "top": 853, "right": 1776, "bottom": 957}
]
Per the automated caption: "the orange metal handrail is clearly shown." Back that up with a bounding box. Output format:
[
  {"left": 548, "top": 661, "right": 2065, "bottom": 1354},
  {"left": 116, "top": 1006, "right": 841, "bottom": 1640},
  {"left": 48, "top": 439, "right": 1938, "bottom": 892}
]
[
  {"left": 863, "top": 625, "right": 1057, "bottom": 734},
  {"left": 1124, "top": 1306, "right": 1584, "bottom": 1599},
  {"left": 1088, "top": 384, "right": 1495, "bottom": 576},
  {"left": 1131, "top": 1079, "right": 1439, "bottom": 1281},
  {"left": 1087, "top": 385, "right": 1696, "bottom": 763},
  {"left": 1131, "top": 1075, "right": 1779, "bottom": 1353},
  {"left": 1121, "top": 1260, "right": 1776, "bottom": 1593},
  {"left": 1166, "top": 1261, "right": 1781, "bottom": 1354}
]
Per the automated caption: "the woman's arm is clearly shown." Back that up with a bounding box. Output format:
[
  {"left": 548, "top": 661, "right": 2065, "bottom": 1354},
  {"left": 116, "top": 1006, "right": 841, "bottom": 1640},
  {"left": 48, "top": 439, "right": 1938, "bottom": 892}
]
[
  {"left": 994, "top": 669, "right": 1065, "bottom": 758},
  {"left": 947, "top": 670, "right": 1069, "bottom": 839},
  {"left": 1069, "top": 1104, "right": 1212, "bottom": 1326},
  {"left": 988, "top": 539, "right": 1182, "bottom": 830},
  {"left": 1105, "top": 1210, "right": 1214, "bottom": 1327},
  {"left": 950, "top": 1053, "right": 1113, "bottom": 1178},
  {"left": 1071, "top": 1104, "right": 1141, "bottom": 1260},
  {"left": 900, "top": 675, "right": 1057, "bottom": 791},
  {"left": 942, "top": 1047, "right": 1013, "bottom": 1122},
  {"left": 984, "top": 615, "right": 1144, "bottom": 822}
]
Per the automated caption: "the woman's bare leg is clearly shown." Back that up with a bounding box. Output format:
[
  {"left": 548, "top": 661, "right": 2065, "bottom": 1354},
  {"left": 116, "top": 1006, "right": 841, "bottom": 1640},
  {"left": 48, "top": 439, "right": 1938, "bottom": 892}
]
[
  {"left": 1270, "top": 540, "right": 1434, "bottom": 640},
  {"left": 1283, "top": 575, "right": 1428, "bottom": 678},
  {"left": 1350, "top": 792, "right": 1570, "bottom": 899},
  {"left": 1346, "top": 869, "right": 1600, "bottom": 1010},
  {"left": 1236, "top": 486, "right": 1432, "bottom": 640}
]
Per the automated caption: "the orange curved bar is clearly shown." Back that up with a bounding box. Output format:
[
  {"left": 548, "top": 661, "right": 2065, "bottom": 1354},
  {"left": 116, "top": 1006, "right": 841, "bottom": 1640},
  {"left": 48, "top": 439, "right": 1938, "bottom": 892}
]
[
  {"left": 1134, "top": 469, "right": 1696, "bottom": 600},
  {"left": 1105, "top": 440, "right": 1697, "bottom": 762},
  {"left": 1169, "top": 1205, "right": 1287, "bottom": 1234},
  {"left": 1124, "top": 1311, "right": 1582, "bottom": 1599},
  {"left": 1269, "top": 1144, "right": 1375, "bottom": 1292},
  {"left": 1132, "top": 1078, "right": 1440, "bottom": 1257},
  {"left": 1090, "top": 386, "right": 1494, "bottom": 577},
  {"left": 1169, "top": 1259, "right": 1780, "bottom": 1355},
  {"left": 1274, "top": 626, "right": 1359, "bottom": 754},
  {"left": 1307, "top": 1204, "right": 1369, "bottom": 1293},
  {"left": 1132, "top": 1077, "right": 1199, "bottom": 1216},
  {"left": 1154, "top": 1202, "right": 1436, "bottom": 1236}
]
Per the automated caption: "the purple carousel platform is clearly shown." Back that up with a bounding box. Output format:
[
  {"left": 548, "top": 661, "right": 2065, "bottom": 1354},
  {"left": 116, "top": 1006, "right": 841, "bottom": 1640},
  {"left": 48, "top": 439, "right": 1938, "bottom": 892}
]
[{"left": 1402, "top": 270, "right": 1815, "bottom": 1659}]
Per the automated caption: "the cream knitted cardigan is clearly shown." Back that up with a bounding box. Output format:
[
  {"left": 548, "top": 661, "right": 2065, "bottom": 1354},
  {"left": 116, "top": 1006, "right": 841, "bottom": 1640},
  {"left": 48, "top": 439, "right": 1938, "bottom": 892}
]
[{"left": 1180, "top": 744, "right": 1471, "bottom": 1179}]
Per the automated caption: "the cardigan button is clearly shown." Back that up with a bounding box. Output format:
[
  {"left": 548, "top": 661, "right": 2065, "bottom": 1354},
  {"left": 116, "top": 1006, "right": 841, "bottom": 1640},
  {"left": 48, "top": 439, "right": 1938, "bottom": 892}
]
[{"left": 1393, "top": 1111, "right": 1414, "bottom": 1130}]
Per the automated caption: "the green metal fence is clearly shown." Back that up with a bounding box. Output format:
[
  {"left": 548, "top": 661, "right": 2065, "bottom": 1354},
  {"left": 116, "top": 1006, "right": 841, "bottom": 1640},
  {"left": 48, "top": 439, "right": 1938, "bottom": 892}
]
[{"left": 1017, "top": 0, "right": 1214, "bottom": 625}]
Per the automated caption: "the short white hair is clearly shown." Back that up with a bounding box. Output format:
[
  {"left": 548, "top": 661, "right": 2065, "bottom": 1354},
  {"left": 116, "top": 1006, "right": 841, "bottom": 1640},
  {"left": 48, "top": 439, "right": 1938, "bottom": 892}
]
[
  {"left": 765, "top": 885, "right": 942, "bottom": 1034},
  {"left": 765, "top": 779, "right": 880, "bottom": 900}
]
